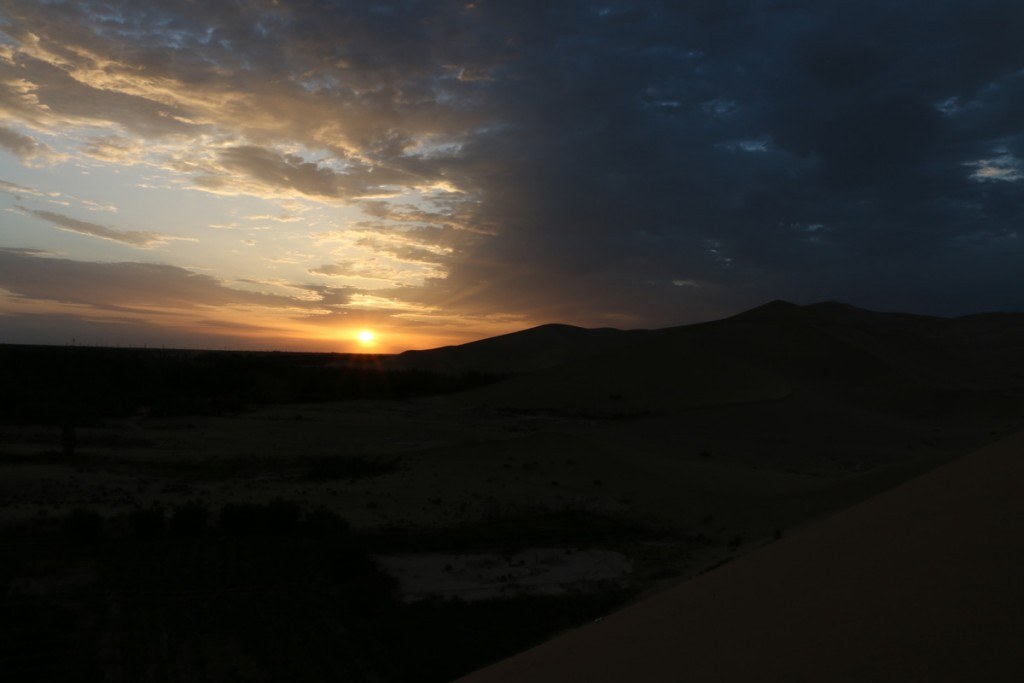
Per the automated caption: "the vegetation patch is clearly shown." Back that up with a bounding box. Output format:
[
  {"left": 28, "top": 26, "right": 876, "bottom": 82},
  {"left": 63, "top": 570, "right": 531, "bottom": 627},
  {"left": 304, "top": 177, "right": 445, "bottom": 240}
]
[
  {"left": 1, "top": 504, "right": 638, "bottom": 683},
  {"left": 365, "top": 510, "right": 662, "bottom": 555},
  {"left": 300, "top": 454, "right": 402, "bottom": 481}
]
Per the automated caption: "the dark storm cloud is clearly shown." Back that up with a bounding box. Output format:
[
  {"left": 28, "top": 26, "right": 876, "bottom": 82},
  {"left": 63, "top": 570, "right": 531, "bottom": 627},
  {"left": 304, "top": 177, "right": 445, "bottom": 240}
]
[
  {"left": 0, "top": 0, "right": 492, "bottom": 149},
  {"left": 3, "top": 0, "right": 1024, "bottom": 325},
  {"left": 421, "top": 0, "right": 1024, "bottom": 321}
]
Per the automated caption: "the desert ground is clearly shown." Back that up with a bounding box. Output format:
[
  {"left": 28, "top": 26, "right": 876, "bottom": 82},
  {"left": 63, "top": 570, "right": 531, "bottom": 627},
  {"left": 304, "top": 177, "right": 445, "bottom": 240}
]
[
  {"left": 457, "top": 428, "right": 1024, "bottom": 682},
  {"left": 2, "top": 301, "right": 1023, "bottom": 681}
]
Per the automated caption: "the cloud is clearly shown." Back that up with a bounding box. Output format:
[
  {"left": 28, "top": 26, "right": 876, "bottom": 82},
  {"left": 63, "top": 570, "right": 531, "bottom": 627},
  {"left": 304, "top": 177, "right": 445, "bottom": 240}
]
[
  {"left": 0, "top": 248, "right": 314, "bottom": 311},
  {"left": 0, "top": 125, "right": 41, "bottom": 158},
  {"left": 0, "top": 125, "right": 62, "bottom": 164},
  {"left": 308, "top": 220, "right": 456, "bottom": 286},
  {"left": 80, "top": 199, "right": 118, "bottom": 213},
  {"left": 25, "top": 208, "right": 172, "bottom": 248},
  {"left": 0, "top": 1, "right": 489, "bottom": 169},
  {"left": 172, "top": 144, "right": 450, "bottom": 201},
  {"left": 0, "top": 178, "right": 48, "bottom": 197},
  {"left": 0, "top": 309, "right": 321, "bottom": 350},
  {"left": 290, "top": 283, "right": 356, "bottom": 308},
  {"left": 346, "top": 292, "right": 438, "bottom": 313},
  {"left": 968, "top": 153, "right": 1023, "bottom": 183},
  {"left": 352, "top": 232, "right": 452, "bottom": 265},
  {"left": 80, "top": 135, "right": 144, "bottom": 163},
  {"left": 308, "top": 258, "right": 433, "bottom": 283},
  {"left": 308, "top": 264, "right": 351, "bottom": 278},
  {"left": 244, "top": 213, "right": 303, "bottom": 223},
  {"left": 2, "top": 0, "right": 1024, "bottom": 334},
  {"left": 408, "top": 0, "right": 1024, "bottom": 322}
]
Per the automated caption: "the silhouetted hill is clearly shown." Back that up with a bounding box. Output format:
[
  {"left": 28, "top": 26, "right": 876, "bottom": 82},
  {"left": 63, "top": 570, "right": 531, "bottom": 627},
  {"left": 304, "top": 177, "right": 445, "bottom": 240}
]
[
  {"left": 660, "top": 307, "right": 935, "bottom": 411},
  {"left": 728, "top": 298, "right": 813, "bottom": 322},
  {"left": 7, "top": 301, "right": 1021, "bottom": 424},
  {"left": 388, "top": 323, "right": 645, "bottom": 374},
  {"left": 458, "top": 325, "right": 792, "bottom": 415},
  {"left": 416, "top": 300, "right": 1024, "bottom": 416},
  {"left": 803, "top": 301, "right": 1024, "bottom": 390}
]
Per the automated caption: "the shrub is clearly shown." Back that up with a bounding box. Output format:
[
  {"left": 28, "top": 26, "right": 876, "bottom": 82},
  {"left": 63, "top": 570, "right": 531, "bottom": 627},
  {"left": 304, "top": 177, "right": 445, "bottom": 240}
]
[
  {"left": 168, "top": 501, "right": 209, "bottom": 537},
  {"left": 129, "top": 505, "right": 166, "bottom": 540},
  {"left": 219, "top": 498, "right": 303, "bottom": 535},
  {"left": 302, "top": 455, "right": 400, "bottom": 481},
  {"left": 304, "top": 506, "right": 351, "bottom": 538},
  {"left": 62, "top": 508, "right": 104, "bottom": 543}
]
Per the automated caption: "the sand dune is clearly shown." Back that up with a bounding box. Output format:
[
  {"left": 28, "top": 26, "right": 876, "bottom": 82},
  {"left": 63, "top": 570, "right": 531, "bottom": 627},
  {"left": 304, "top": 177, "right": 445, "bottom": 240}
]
[
  {"left": 459, "top": 332, "right": 792, "bottom": 415},
  {"left": 388, "top": 323, "right": 644, "bottom": 374},
  {"left": 452, "top": 299, "right": 1017, "bottom": 416},
  {"left": 393, "top": 303, "right": 1024, "bottom": 402},
  {"left": 458, "top": 429, "right": 1024, "bottom": 682}
]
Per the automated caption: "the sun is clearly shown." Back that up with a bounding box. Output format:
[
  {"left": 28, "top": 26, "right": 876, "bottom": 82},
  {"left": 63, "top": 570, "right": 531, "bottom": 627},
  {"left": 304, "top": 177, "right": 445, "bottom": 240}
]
[{"left": 356, "top": 329, "right": 376, "bottom": 345}]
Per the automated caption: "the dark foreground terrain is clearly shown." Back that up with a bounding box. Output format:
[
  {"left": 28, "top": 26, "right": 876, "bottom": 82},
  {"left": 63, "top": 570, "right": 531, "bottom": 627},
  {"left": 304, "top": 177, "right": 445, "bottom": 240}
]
[
  {"left": 2, "top": 300, "right": 1024, "bottom": 681},
  {"left": 459, "top": 429, "right": 1024, "bottom": 682}
]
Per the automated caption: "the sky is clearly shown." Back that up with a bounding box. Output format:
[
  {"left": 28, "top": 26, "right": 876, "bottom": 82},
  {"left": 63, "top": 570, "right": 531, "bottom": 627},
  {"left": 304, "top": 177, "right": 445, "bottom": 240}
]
[{"left": 1, "top": 1, "right": 1023, "bottom": 353}]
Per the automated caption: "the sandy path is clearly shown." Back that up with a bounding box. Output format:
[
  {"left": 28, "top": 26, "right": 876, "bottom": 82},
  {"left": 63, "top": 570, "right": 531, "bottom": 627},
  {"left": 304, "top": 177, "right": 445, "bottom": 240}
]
[{"left": 458, "top": 429, "right": 1024, "bottom": 682}]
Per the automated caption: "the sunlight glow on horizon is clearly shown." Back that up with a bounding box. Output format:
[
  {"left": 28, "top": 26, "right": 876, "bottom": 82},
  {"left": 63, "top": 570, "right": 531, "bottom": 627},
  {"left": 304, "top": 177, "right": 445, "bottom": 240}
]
[
  {"left": 0, "top": 5, "right": 516, "bottom": 353},
  {"left": 6, "top": 3, "right": 1014, "bottom": 351}
]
